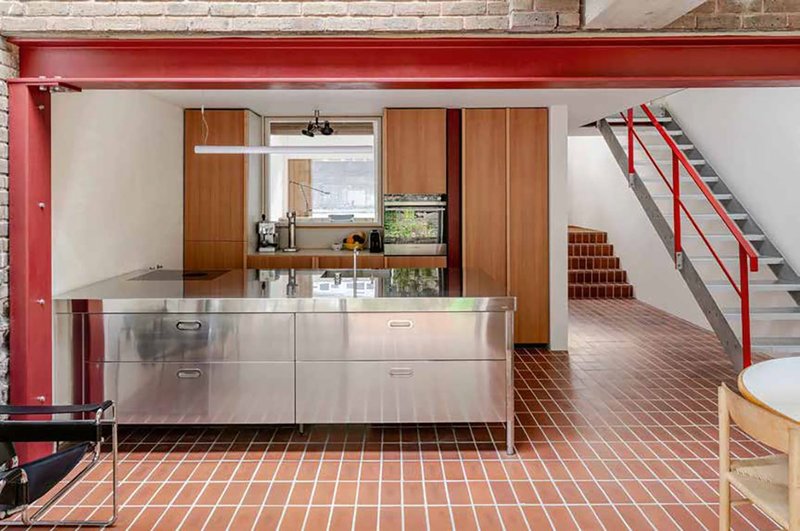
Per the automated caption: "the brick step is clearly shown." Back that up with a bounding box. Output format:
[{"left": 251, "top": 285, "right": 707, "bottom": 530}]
[
  {"left": 568, "top": 243, "right": 615, "bottom": 257},
  {"left": 568, "top": 230, "right": 608, "bottom": 244},
  {"left": 569, "top": 269, "right": 628, "bottom": 284},
  {"left": 569, "top": 283, "right": 634, "bottom": 299},
  {"left": 569, "top": 256, "right": 621, "bottom": 270}
]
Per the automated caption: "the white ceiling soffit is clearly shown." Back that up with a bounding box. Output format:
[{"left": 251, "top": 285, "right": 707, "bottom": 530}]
[
  {"left": 144, "top": 88, "right": 678, "bottom": 133},
  {"left": 584, "top": 0, "right": 707, "bottom": 30}
]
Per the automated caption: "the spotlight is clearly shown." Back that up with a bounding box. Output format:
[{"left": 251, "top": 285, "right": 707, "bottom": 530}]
[{"left": 299, "top": 110, "right": 335, "bottom": 137}]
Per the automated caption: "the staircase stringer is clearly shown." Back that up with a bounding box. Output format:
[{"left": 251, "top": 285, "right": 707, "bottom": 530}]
[{"left": 598, "top": 118, "right": 745, "bottom": 371}]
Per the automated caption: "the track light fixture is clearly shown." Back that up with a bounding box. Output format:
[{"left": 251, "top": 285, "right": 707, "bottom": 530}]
[{"left": 301, "top": 110, "right": 335, "bottom": 137}]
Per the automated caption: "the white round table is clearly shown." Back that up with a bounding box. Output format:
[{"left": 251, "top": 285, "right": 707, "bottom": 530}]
[{"left": 738, "top": 357, "right": 800, "bottom": 422}]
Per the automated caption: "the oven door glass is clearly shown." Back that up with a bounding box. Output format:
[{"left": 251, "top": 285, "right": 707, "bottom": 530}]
[{"left": 383, "top": 207, "right": 445, "bottom": 244}]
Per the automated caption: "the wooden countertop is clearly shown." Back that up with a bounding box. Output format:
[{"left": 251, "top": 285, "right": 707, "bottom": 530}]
[{"left": 249, "top": 249, "right": 383, "bottom": 258}]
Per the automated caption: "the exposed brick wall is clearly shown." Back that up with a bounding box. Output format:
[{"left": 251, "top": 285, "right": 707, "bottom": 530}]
[
  {"left": 0, "top": 37, "right": 15, "bottom": 406},
  {"left": 509, "top": 0, "right": 579, "bottom": 32},
  {"left": 670, "top": 0, "right": 800, "bottom": 30},
  {"left": 1, "top": 0, "right": 799, "bottom": 35},
  {"left": 0, "top": 0, "right": 542, "bottom": 34}
]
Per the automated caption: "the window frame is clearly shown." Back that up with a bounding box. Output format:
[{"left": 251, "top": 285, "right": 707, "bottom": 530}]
[{"left": 263, "top": 115, "right": 383, "bottom": 227}]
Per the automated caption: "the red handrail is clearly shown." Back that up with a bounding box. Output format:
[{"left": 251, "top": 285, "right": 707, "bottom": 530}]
[
  {"left": 622, "top": 112, "right": 744, "bottom": 293},
  {"left": 622, "top": 104, "right": 759, "bottom": 367},
  {"left": 638, "top": 105, "right": 760, "bottom": 271}
]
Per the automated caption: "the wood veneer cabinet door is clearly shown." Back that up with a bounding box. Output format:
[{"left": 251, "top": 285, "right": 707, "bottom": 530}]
[
  {"left": 384, "top": 109, "right": 446, "bottom": 194},
  {"left": 184, "top": 110, "right": 248, "bottom": 242},
  {"left": 385, "top": 256, "right": 447, "bottom": 269},
  {"left": 508, "top": 109, "right": 549, "bottom": 344},
  {"left": 462, "top": 109, "right": 507, "bottom": 296},
  {"left": 185, "top": 242, "right": 246, "bottom": 270},
  {"left": 318, "top": 255, "right": 385, "bottom": 269},
  {"left": 246, "top": 255, "right": 315, "bottom": 269}
]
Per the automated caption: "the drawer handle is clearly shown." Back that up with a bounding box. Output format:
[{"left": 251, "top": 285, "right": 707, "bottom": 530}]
[
  {"left": 176, "top": 368, "right": 203, "bottom": 379},
  {"left": 387, "top": 319, "right": 414, "bottom": 329},
  {"left": 389, "top": 368, "right": 414, "bottom": 378},
  {"left": 176, "top": 320, "right": 202, "bottom": 331}
]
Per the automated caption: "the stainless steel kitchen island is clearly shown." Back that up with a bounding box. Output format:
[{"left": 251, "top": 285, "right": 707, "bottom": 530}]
[{"left": 54, "top": 268, "right": 517, "bottom": 454}]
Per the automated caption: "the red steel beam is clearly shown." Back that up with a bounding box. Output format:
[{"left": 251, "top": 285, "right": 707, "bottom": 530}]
[
  {"left": 9, "top": 83, "right": 53, "bottom": 462},
  {"left": 10, "top": 36, "right": 800, "bottom": 89}
]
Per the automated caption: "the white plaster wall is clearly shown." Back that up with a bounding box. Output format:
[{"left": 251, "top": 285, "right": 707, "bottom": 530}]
[
  {"left": 549, "top": 105, "right": 569, "bottom": 350},
  {"left": 52, "top": 90, "right": 183, "bottom": 294},
  {"left": 568, "top": 134, "right": 709, "bottom": 329},
  {"left": 665, "top": 88, "right": 800, "bottom": 276}
]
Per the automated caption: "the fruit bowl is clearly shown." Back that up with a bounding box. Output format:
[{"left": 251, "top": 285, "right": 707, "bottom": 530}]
[{"left": 342, "top": 231, "right": 367, "bottom": 250}]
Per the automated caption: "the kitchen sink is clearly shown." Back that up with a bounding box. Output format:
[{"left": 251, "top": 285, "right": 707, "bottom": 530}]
[
  {"left": 320, "top": 270, "right": 390, "bottom": 279},
  {"left": 130, "top": 270, "right": 228, "bottom": 281}
]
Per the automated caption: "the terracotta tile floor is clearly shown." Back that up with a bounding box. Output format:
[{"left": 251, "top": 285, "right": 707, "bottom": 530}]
[{"left": 14, "top": 299, "right": 781, "bottom": 530}]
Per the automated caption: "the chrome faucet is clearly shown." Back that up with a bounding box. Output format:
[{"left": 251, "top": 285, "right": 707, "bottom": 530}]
[
  {"left": 284, "top": 211, "right": 298, "bottom": 253},
  {"left": 353, "top": 247, "right": 359, "bottom": 297}
]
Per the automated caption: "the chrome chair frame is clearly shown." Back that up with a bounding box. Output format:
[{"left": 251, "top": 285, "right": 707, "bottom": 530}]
[{"left": 0, "top": 402, "right": 118, "bottom": 527}]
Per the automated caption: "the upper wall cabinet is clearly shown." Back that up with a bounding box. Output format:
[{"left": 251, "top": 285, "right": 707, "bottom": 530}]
[{"left": 384, "top": 109, "right": 446, "bottom": 195}]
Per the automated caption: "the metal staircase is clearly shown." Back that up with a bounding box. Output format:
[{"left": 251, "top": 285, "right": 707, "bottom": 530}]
[{"left": 598, "top": 105, "right": 800, "bottom": 371}]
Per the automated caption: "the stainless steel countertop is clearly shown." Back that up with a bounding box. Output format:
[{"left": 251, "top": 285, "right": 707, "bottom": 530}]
[{"left": 54, "top": 269, "right": 515, "bottom": 314}]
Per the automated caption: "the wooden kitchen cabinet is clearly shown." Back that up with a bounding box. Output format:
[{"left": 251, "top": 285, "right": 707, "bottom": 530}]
[
  {"left": 462, "top": 109, "right": 507, "bottom": 297},
  {"left": 384, "top": 109, "right": 447, "bottom": 194},
  {"left": 508, "top": 109, "right": 549, "bottom": 344},
  {"left": 462, "top": 108, "right": 549, "bottom": 344},
  {"left": 384, "top": 256, "right": 447, "bottom": 269},
  {"left": 247, "top": 255, "right": 315, "bottom": 269},
  {"left": 185, "top": 242, "right": 247, "bottom": 270},
  {"left": 184, "top": 109, "right": 260, "bottom": 270},
  {"left": 317, "top": 255, "right": 385, "bottom": 269}
]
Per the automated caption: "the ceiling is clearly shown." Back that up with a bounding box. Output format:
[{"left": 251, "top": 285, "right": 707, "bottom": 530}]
[{"left": 146, "top": 88, "right": 683, "bottom": 133}]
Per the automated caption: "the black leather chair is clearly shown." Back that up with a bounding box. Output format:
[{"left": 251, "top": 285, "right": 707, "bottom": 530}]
[{"left": 0, "top": 401, "right": 117, "bottom": 527}]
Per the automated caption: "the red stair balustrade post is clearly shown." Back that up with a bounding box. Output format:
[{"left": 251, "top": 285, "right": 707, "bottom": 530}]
[
  {"left": 672, "top": 151, "right": 682, "bottom": 269},
  {"left": 739, "top": 246, "right": 752, "bottom": 368},
  {"left": 627, "top": 108, "right": 634, "bottom": 180}
]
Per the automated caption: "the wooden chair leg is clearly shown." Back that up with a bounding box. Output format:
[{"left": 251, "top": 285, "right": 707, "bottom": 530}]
[{"left": 719, "top": 386, "right": 731, "bottom": 531}]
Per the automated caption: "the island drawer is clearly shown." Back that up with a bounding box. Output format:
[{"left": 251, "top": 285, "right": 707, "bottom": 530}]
[
  {"left": 296, "top": 312, "right": 506, "bottom": 361},
  {"left": 87, "top": 361, "right": 295, "bottom": 424},
  {"left": 296, "top": 360, "right": 506, "bottom": 423},
  {"left": 88, "top": 313, "right": 294, "bottom": 363}
]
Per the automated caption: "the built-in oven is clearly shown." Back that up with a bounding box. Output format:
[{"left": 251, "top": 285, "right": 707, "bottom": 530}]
[{"left": 383, "top": 195, "right": 447, "bottom": 256}]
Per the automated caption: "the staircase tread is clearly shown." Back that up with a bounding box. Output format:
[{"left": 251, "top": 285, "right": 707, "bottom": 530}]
[
  {"left": 641, "top": 176, "right": 719, "bottom": 183},
  {"left": 651, "top": 193, "right": 732, "bottom": 200},
  {"left": 753, "top": 337, "right": 800, "bottom": 348},
  {"left": 723, "top": 307, "right": 800, "bottom": 317},
  {"left": 690, "top": 255, "right": 783, "bottom": 264},
  {"left": 691, "top": 212, "right": 748, "bottom": 220},
  {"left": 707, "top": 280, "right": 800, "bottom": 291},
  {"left": 684, "top": 233, "right": 765, "bottom": 241},
  {"left": 568, "top": 268, "right": 626, "bottom": 273},
  {"left": 569, "top": 282, "right": 632, "bottom": 286},
  {"left": 606, "top": 116, "right": 672, "bottom": 124}
]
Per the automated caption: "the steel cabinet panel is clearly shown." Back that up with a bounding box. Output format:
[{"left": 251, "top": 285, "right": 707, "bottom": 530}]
[
  {"left": 296, "top": 360, "right": 505, "bottom": 423},
  {"left": 91, "top": 313, "right": 294, "bottom": 362},
  {"left": 296, "top": 312, "right": 505, "bottom": 361},
  {"left": 90, "top": 361, "right": 295, "bottom": 424}
]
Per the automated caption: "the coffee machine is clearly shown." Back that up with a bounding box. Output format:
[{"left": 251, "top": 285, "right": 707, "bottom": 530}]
[{"left": 257, "top": 215, "right": 278, "bottom": 253}]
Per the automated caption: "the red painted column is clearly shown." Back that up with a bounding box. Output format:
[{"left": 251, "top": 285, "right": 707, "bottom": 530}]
[{"left": 9, "top": 83, "right": 53, "bottom": 462}]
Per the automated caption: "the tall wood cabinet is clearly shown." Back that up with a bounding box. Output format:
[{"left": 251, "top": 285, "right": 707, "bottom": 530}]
[
  {"left": 384, "top": 109, "right": 447, "bottom": 194},
  {"left": 184, "top": 109, "right": 260, "bottom": 270},
  {"left": 462, "top": 109, "right": 507, "bottom": 296},
  {"left": 462, "top": 108, "right": 549, "bottom": 344}
]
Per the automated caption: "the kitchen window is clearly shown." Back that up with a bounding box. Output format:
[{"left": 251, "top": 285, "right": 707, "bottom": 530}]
[{"left": 265, "top": 117, "right": 381, "bottom": 225}]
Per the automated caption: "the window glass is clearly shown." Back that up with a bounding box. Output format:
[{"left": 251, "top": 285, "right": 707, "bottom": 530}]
[{"left": 267, "top": 119, "right": 379, "bottom": 224}]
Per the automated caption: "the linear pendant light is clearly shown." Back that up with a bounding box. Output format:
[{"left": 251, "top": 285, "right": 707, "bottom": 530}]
[{"left": 194, "top": 145, "right": 373, "bottom": 155}]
